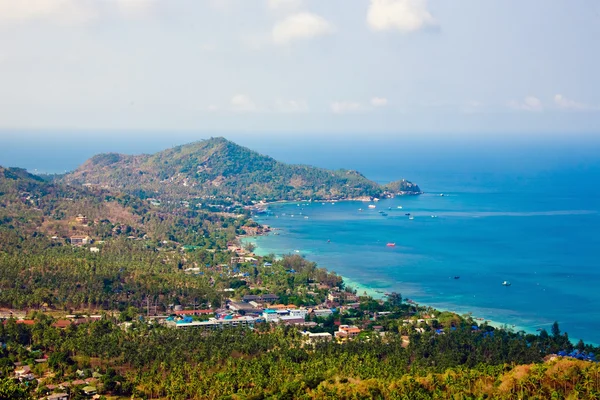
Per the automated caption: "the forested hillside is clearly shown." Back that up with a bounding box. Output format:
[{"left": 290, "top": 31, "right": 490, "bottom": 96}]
[
  {"left": 62, "top": 137, "right": 421, "bottom": 203},
  {"left": 2, "top": 164, "right": 599, "bottom": 400}
]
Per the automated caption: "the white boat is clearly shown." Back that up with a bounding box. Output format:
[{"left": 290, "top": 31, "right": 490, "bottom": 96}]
[
  {"left": 409, "top": 216, "right": 414, "bottom": 220},
  {"left": 397, "top": 206, "right": 403, "bottom": 209},
  {"left": 502, "top": 281, "right": 511, "bottom": 286},
  {"left": 368, "top": 205, "right": 376, "bottom": 209}
]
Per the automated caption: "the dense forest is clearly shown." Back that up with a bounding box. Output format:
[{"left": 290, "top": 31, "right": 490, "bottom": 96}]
[
  {"left": 0, "top": 317, "right": 598, "bottom": 399},
  {"left": 61, "top": 138, "right": 421, "bottom": 203}
]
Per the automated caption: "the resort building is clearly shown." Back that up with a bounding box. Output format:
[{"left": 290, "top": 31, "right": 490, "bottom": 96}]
[
  {"left": 313, "top": 308, "right": 334, "bottom": 318},
  {"left": 170, "top": 315, "right": 259, "bottom": 329},
  {"left": 70, "top": 236, "right": 90, "bottom": 246},
  {"left": 335, "top": 325, "right": 362, "bottom": 340}
]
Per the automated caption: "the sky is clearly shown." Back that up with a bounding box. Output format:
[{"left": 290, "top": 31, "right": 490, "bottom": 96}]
[{"left": 1, "top": 0, "right": 600, "bottom": 138}]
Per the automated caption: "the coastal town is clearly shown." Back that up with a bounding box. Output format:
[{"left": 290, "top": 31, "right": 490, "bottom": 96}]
[{"left": 1, "top": 234, "right": 477, "bottom": 399}]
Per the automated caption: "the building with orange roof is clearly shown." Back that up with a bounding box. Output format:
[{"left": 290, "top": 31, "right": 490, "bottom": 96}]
[{"left": 335, "top": 324, "right": 361, "bottom": 340}]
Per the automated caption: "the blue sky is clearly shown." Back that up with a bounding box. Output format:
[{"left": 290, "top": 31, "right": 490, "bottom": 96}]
[{"left": 0, "top": 0, "right": 599, "bottom": 137}]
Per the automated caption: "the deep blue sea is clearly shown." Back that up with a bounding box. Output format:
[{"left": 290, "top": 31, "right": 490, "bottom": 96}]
[{"left": 245, "top": 159, "right": 600, "bottom": 345}]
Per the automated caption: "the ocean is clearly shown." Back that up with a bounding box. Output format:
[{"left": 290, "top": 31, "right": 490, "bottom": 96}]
[{"left": 243, "top": 144, "right": 600, "bottom": 345}]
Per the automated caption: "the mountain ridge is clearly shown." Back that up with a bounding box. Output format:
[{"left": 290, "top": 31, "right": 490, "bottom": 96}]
[{"left": 62, "top": 137, "right": 421, "bottom": 203}]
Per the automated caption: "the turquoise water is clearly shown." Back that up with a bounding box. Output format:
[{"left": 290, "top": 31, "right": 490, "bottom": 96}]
[{"left": 248, "top": 172, "right": 600, "bottom": 344}]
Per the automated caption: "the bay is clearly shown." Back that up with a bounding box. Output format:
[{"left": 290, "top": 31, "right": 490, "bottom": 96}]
[{"left": 247, "top": 169, "right": 600, "bottom": 345}]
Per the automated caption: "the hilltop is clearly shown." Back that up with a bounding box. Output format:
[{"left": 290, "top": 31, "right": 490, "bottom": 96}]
[{"left": 62, "top": 137, "right": 420, "bottom": 203}]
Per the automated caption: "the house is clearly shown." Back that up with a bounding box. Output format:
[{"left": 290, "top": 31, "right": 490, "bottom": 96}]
[
  {"left": 89, "top": 247, "right": 100, "bottom": 253},
  {"left": 82, "top": 386, "right": 97, "bottom": 396},
  {"left": 327, "top": 293, "right": 340, "bottom": 302},
  {"left": 260, "top": 294, "right": 279, "bottom": 303},
  {"left": 313, "top": 309, "right": 333, "bottom": 318},
  {"left": 344, "top": 294, "right": 359, "bottom": 302},
  {"left": 70, "top": 236, "right": 90, "bottom": 246},
  {"left": 14, "top": 365, "right": 30, "bottom": 376},
  {"left": 228, "top": 302, "right": 257, "bottom": 313},
  {"left": 242, "top": 295, "right": 261, "bottom": 303},
  {"left": 278, "top": 316, "right": 305, "bottom": 325},
  {"left": 75, "top": 215, "right": 88, "bottom": 224},
  {"left": 13, "top": 319, "right": 35, "bottom": 326},
  {"left": 15, "top": 365, "right": 35, "bottom": 381},
  {"left": 262, "top": 309, "right": 279, "bottom": 322},
  {"left": 52, "top": 319, "right": 73, "bottom": 329},
  {"left": 335, "top": 325, "right": 361, "bottom": 340},
  {"left": 46, "top": 394, "right": 69, "bottom": 400},
  {"left": 289, "top": 308, "right": 308, "bottom": 318}
]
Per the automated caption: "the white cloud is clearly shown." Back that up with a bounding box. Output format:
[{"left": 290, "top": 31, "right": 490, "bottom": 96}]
[
  {"left": 0, "top": 0, "right": 155, "bottom": 24},
  {"left": 231, "top": 94, "right": 258, "bottom": 112},
  {"left": 267, "top": 0, "right": 303, "bottom": 12},
  {"left": 509, "top": 96, "right": 543, "bottom": 112},
  {"left": 207, "top": 105, "right": 219, "bottom": 112},
  {"left": 553, "top": 94, "right": 596, "bottom": 111},
  {"left": 367, "top": 0, "right": 436, "bottom": 32},
  {"left": 0, "top": 0, "right": 96, "bottom": 24},
  {"left": 331, "top": 101, "right": 363, "bottom": 114},
  {"left": 272, "top": 12, "right": 334, "bottom": 44},
  {"left": 115, "top": 0, "right": 156, "bottom": 18},
  {"left": 275, "top": 99, "right": 309, "bottom": 113},
  {"left": 371, "top": 97, "right": 388, "bottom": 107}
]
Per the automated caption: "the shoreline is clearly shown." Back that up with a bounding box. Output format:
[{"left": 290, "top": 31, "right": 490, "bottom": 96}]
[
  {"left": 241, "top": 232, "right": 592, "bottom": 344},
  {"left": 246, "top": 192, "right": 423, "bottom": 210},
  {"left": 241, "top": 235, "right": 517, "bottom": 325}
]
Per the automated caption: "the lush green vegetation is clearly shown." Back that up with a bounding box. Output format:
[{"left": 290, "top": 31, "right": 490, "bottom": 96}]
[
  {"left": 62, "top": 138, "right": 421, "bottom": 203},
  {"left": 1, "top": 163, "right": 599, "bottom": 400},
  {"left": 0, "top": 317, "right": 598, "bottom": 399}
]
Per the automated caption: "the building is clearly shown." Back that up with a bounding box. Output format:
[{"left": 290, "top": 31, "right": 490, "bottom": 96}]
[
  {"left": 89, "top": 247, "right": 100, "bottom": 253},
  {"left": 242, "top": 294, "right": 279, "bottom": 304},
  {"left": 75, "top": 215, "right": 88, "bottom": 224},
  {"left": 335, "top": 325, "right": 362, "bottom": 340},
  {"left": 327, "top": 292, "right": 340, "bottom": 302},
  {"left": 289, "top": 308, "right": 308, "bottom": 318},
  {"left": 172, "top": 315, "right": 259, "bottom": 329},
  {"left": 262, "top": 309, "right": 279, "bottom": 322},
  {"left": 278, "top": 316, "right": 305, "bottom": 325},
  {"left": 52, "top": 320, "right": 73, "bottom": 329},
  {"left": 344, "top": 294, "right": 359, "bottom": 302},
  {"left": 173, "top": 309, "right": 213, "bottom": 317},
  {"left": 82, "top": 386, "right": 97, "bottom": 396},
  {"left": 228, "top": 302, "right": 259, "bottom": 313},
  {"left": 242, "top": 295, "right": 261, "bottom": 303},
  {"left": 14, "top": 365, "right": 35, "bottom": 381},
  {"left": 70, "top": 236, "right": 90, "bottom": 246},
  {"left": 300, "top": 331, "right": 333, "bottom": 343},
  {"left": 261, "top": 294, "right": 279, "bottom": 303},
  {"left": 313, "top": 309, "right": 334, "bottom": 318},
  {"left": 46, "top": 394, "right": 69, "bottom": 400}
]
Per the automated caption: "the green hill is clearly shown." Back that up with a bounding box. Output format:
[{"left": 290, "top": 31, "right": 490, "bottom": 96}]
[{"left": 62, "top": 137, "right": 420, "bottom": 203}]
